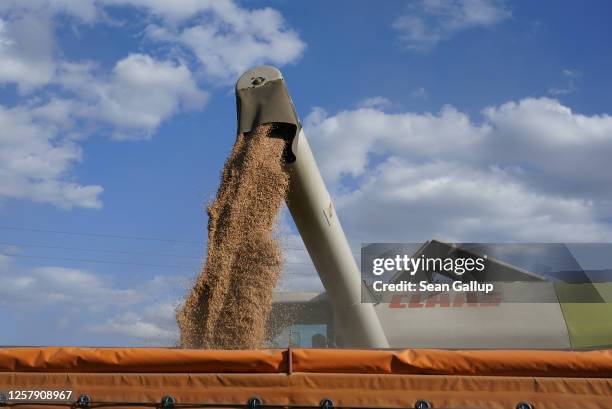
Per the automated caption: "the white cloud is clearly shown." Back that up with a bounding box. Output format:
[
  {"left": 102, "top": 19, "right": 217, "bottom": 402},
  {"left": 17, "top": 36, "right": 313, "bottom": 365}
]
[
  {"left": 0, "top": 9, "right": 207, "bottom": 207},
  {"left": 482, "top": 98, "right": 612, "bottom": 199},
  {"left": 394, "top": 0, "right": 511, "bottom": 50},
  {"left": 0, "top": 0, "right": 306, "bottom": 87},
  {"left": 275, "top": 208, "right": 322, "bottom": 292},
  {"left": 411, "top": 87, "right": 428, "bottom": 99},
  {"left": 0, "top": 255, "right": 186, "bottom": 345},
  {"left": 0, "top": 0, "right": 305, "bottom": 208},
  {"left": 0, "top": 103, "right": 103, "bottom": 209},
  {"left": 0, "top": 1, "right": 98, "bottom": 22},
  {"left": 0, "top": 1, "right": 99, "bottom": 91},
  {"left": 89, "top": 306, "right": 179, "bottom": 345},
  {"left": 142, "top": 3, "right": 306, "bottom": 82},
  {"left": 0, "top": 16, "right": 55, "bottom": 91},
  {"left": 0, "top": 263, "right": 137, "bottom": 306},
  {"left": 0, "top": 257, "right": 186, "bottom": 308},
  {"left": 335, "top": 159, "right": 607, "bottom": 242},
  {"left": 102, "top": 1, "right": 306, "bottom": 81},
  {"left": 305, "top": 105, "right": 488, "bottom": 187},
  {"left": 548, "top": 68, "right": 582, "bottom": 95},
  {"left": 58, "top": 54, "right": 208, "bottom": 140},
  {"left": 357, "top": 97, "right": 392, "bottom": 109},
  {"left": 99, "top": 0, "right": 215, "bottom": 22},
  {"left": 305, "top": 97, "right": 612, "bottom": 242}
]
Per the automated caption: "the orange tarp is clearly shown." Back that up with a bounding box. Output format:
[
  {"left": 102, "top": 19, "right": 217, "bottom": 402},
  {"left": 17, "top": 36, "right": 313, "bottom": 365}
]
[
  {"left": 0, "top": 348, "right": 286, "bottom": 373},
  {"left": 1, "top": 347, "right": 611, "bottom": 377},
  {"left": 0, "top": 348, "right": 611, "bottom": 409},
  {"left": 292, "top": 348, "right": 612, "bottom": 377}
]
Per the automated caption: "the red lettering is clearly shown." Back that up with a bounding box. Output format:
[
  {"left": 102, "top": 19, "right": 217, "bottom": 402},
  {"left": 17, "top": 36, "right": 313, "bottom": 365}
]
[{"left": 389, "top": 294, "right": 407, "bottom": 308}]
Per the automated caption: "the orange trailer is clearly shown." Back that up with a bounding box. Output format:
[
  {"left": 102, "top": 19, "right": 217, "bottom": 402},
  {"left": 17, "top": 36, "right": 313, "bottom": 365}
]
[{"left": 0, "top": 347, "right": 610, "bottom": 409}]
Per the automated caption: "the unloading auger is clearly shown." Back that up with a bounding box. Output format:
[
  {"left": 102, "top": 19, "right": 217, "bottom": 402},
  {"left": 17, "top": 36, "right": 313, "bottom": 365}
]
[{"left": 236, "top": 66, "right": 389, "bottom": 348}]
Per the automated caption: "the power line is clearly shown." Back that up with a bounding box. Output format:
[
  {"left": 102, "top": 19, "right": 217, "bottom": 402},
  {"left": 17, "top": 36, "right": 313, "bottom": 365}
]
[
  {"left": 280, "top": 246, "right": 308, "bottom": 251},
  {"left": 278, "top": 269, "right": 318, "bottom": 275},
  {"left": 280, "top": 245, "right": 360, "bottom": 255},
  {"left": 0, "top": 226, "right": 359, "bottom": 254},
  {"left": 0, "top": 226, "right": 202, "bottom": 245},
  {"left": 1, "top": 253, "right": 197, "bottom": 270},
  {"left": 0, "top": 227, "right": 365, "bottom": 251},
  {"left": 0, "top": 252, "right": 313, "bottom": 268},
  {"left": 0, "top": 240, "right": 202, "bottom": 260}
]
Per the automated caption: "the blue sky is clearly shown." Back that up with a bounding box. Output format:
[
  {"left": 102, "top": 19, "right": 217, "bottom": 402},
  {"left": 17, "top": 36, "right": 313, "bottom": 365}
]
[{"left": 1, "top": 0, "right": 611, "bottom": 346}]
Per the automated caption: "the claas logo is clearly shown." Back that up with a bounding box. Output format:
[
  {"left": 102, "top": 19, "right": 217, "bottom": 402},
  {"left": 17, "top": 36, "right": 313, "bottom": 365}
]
[{"left": 388, "top": 292, "right": 502, "bottom": 308}]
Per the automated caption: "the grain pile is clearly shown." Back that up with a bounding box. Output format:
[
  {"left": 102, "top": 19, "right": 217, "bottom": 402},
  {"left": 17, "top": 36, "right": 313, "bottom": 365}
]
[{"left": 177, "top": 123, "right": 289, "bottom": 349}]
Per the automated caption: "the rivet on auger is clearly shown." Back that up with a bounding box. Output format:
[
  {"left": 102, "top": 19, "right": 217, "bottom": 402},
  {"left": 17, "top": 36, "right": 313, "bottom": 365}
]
[
  {"left": 250, "top": 76, "right": 265, "bottom": 86},
  {"left": 160, "top": 395, "right": 176, "bottom": 409},
  {"left": 248, "top": 396, "right": 263, "bottom": 409}
]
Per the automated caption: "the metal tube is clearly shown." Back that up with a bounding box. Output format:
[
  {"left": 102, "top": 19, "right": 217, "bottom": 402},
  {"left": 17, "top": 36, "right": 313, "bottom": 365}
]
[
  {"left": 285, "top": 128, "right": 389, "bottom": 348},
  {"left": 236, "top": 66, "right": 389, "bottom": 348}
]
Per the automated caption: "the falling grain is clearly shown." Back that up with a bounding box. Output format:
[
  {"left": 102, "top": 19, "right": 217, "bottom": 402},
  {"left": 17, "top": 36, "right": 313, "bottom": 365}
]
[{"left": 177, "top": 123, "right": 289, "bottom": 349}]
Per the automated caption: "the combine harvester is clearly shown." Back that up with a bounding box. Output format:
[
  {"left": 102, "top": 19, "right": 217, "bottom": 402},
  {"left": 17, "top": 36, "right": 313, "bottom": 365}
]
[
  {"left": 271, "top": 239, "right": 612, "bottom": 350},
  {"left": 0, "top": 67, "right": 610, "bottom": 409}
]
